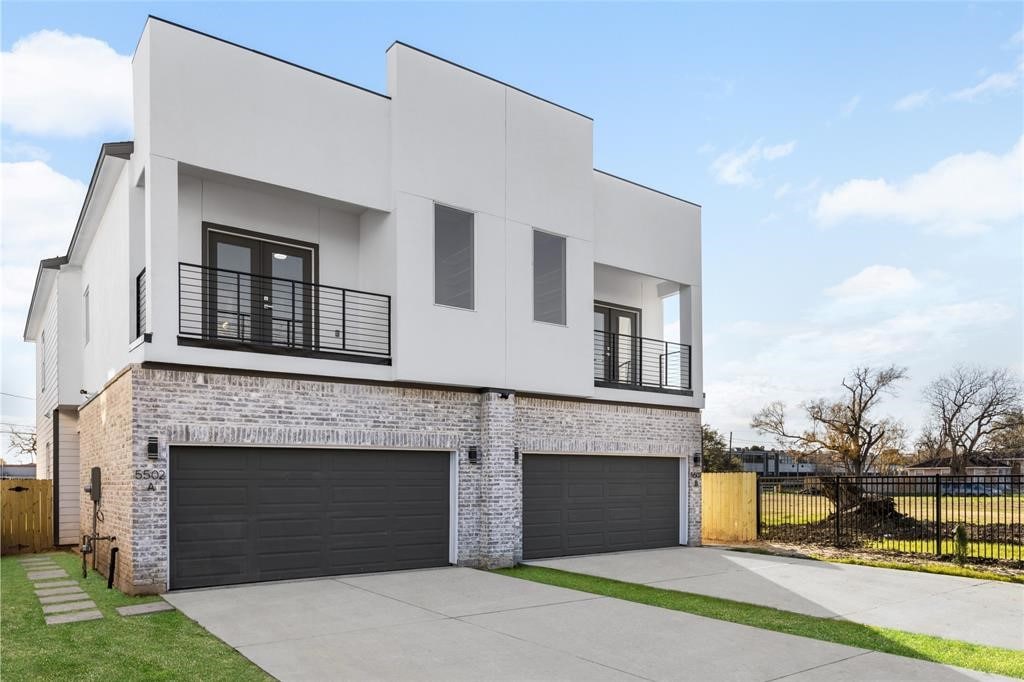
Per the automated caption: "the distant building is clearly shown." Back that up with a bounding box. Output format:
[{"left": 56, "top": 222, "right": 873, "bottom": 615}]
[
  {"left": 0, "top": 463, "right": 37, "bottom": 479},
  {"left": 904, "top": 454, "right": 1011, "bottom": 477},
  {"left": 734, "top": 448, "right": 819, "bottom": 475}
]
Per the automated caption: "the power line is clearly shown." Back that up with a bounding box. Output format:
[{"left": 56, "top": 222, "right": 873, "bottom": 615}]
[{"left": 0, "top": 391, "right": 34, "bottom": 401}]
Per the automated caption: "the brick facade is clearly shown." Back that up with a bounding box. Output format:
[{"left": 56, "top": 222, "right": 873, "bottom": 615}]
[
  {"left": 78, "top": 364, "right": 701, "bottom": 593},
  {"left": 78, "top": 368, "right": 135, "bottom": 592}
]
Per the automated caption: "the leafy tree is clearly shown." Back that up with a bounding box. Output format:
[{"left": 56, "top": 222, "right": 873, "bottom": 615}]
[
  {"left": 751, "top": 365, "right": 908, "bottom": 475},
  {"left": 922, "top": 366, "right": 1023, "bottom": 473},
  {"left": 701, "top": 424, "right": 741, "bottom": 472}
]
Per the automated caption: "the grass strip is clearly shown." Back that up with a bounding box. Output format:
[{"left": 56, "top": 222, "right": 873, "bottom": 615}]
[
  {"left": 816, "top": 555, "right": 1024, "bottom": 584},
  {"left": 496, "top": 564, "right": 1024, "bottom": 679},
  {"left": 722, "top": 545, "right": 1024, "bottom": 584},
  {"left": 1, "top": 552, "right": 270, "bottom": 681}
]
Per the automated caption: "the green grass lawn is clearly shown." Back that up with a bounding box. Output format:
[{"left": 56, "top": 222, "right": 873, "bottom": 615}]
[
  {"left": 1, "top": 552, "right": 269, "bottom": 681},
  {"left": 866, "top": 537, "right": 1022, "bottom": 561},
  {"left": 497, "top": 565, "right": 1024, "bottom": 679}
]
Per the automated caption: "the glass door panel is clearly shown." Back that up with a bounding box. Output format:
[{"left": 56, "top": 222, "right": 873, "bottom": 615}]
[
  {"left": 263, "top": 245, "right": 312, "bottom": 349},
  {"left": 594, "top": 304, "right": 639, "bottom": 385},
  {"left": 209, "top": 235, "right": 258, "bottom": 343}
]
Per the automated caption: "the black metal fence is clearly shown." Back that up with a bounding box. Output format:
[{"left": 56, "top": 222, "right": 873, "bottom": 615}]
[
  {"left": 758, "top": 474, "right": 1023, "bottom": 563},
  {"left": 178, "top": 263, "right": 391, "bottom": 362},
  {"left": 593, "top": 330, "right": 691, "bottom": 392}
]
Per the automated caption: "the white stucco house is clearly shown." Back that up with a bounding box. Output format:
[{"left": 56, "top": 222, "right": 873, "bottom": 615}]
[{"left": 23, "top": 16, "right": 704, "bottom": 593}]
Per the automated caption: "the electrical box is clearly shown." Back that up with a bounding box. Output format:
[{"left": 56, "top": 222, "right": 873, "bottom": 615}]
[{"left": 90, "top": 467, "right": 101, "bottom": 502}]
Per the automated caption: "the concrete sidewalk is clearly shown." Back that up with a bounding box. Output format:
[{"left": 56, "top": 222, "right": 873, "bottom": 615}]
[
  {"left": 528, "top": 546, "right": 1024, "bottom": 650},
  {"left": 165, "top": 566, "right": 1011, "bottom": 681}
]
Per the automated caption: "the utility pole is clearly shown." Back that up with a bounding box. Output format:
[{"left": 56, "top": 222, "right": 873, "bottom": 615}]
[{"left": 728, "top": 431, "right": 733, "bottom": 452}]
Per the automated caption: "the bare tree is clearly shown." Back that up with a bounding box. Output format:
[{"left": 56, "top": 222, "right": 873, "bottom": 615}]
[
  {"left": 922, "top": 366, "right": 1023, "bottom": 474},
  {"left": 751, "top": 366, "right": 908, "bottom": 476},
  {"left": 3, "top": 426, "right": 37, "bottom": 462}
]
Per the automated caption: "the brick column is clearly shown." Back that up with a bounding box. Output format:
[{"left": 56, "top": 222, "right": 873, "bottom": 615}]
[{"left": 478, "top": 390, "right": 520, "bottom": 567}]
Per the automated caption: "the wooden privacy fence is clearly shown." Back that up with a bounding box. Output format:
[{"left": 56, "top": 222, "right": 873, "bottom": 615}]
[
  {"left": 701, "top": 472, "right": 757, "bottom": 543},
  {"left": 1, "top": 479, "right": 53, "bottom": 555}
]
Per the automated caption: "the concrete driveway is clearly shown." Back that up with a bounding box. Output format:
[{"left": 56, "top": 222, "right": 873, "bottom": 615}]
[
  {"left": 165, "top": 566, "right": 1010, "bottom": 681},
  {"left": 529, "top": 547, "right": 1024, "bottom": 650}
]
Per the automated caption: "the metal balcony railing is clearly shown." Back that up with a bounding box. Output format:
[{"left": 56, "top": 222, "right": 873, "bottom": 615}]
[
  {"left": 178, "top": 263, "right": 391, "bottom": 363},
  {"left": 593, "top": 330, "right": 691, "bottom": 393}
]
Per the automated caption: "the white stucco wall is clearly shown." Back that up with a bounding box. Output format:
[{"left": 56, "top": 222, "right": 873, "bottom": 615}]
[
  {"left": 140, "top": 19, "right": 390, "bottom": 212},
  {"left": 79, "top": 164, "right": 132, "bottom": 393}
]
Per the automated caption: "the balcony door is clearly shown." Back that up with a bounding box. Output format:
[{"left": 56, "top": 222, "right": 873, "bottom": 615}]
[
  {"left": 205, "top": 225, "right": 315, "bottom": 350},
  {"left": 594, "top": 303, "right": 640, "bottom": 385}
]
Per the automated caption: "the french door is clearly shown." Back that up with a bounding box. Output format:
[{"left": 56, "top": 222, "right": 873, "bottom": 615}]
[
  {"left": 594, "top": 303, "right": 640, "bottom": 385},
  {"left": 206, "top": 228, "right": 314, "bottom": 349}
]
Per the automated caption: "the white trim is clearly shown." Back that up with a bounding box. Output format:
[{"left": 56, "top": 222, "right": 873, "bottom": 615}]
[
  {"left": 165, "top": 445, "right": 173, "bottom": 591},
  {"left": 679, "top": 456, "right": 689, "bottom": 546},
  {"left": 449, "top": 451, "right": 459, "bottom": 565}
]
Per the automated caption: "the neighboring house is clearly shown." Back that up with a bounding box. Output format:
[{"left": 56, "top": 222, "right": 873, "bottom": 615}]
[
  {"left": 23, "top": 17, "right": 703, "bottom": 594},
  {"left": 904, "top": 455, "right": 1011, "bottom": 477},
  {"left": 736, "top": 449, "right": 819, "bottom": 476},
  {"left": 0, "top": 463, "right": 38, "bottom": 479}
]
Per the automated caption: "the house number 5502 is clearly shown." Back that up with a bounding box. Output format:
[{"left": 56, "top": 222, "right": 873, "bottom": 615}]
[{"left": 134, "top": 470, "right": 166, "bottom": 480}]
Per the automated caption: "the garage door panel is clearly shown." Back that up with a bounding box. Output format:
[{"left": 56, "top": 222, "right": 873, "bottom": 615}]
[
  {"left": 523, "top": 454, "right": 680, "bottom": 560},
  {"left": 170, "top": 447, "right": 450, "bottom": 589}
]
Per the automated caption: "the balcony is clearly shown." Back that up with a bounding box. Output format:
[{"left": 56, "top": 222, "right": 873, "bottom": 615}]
[
  {"left": 593, "top": 330, "right": 691, "bottom": 394},
  {"left": 178, "top": 263, "right": 391, "bottom": 364}
]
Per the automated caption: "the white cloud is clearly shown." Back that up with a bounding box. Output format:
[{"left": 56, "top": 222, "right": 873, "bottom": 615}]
[
  {"left": 825, "top": 265, "right": 922, "bottom": 302},
  {"left": 893, "top": 89, "right": 932, "bottom": 112},
  {"left": 774, "top": 183, "right": 792, "bottom": 199},
  {"left": 814, "top": 136, "right": 1023, "bottom": 235},
  {"left": 1006, "top": 29, "right": 1023, "bottom": 48},
  {"left": 1, "top": 30, "right": 131, "bottom": 137},
  {"left": 1, "top": 140, "right": 51, "bottom": 162},
  {"left": 703, "top": 298, "right": 1015, "bottom": 438},
  {"left": 710, "top": 139, "right": 796, "bottom": 186},
  {"left": 840, "top": 94, "right": 861, "bottom": 117},
  {"left": 0, "top": 161, "right": 85, "bottom": 337},
  {"left": 948, "top": 60, "right": 1023, "bottom": 101}
]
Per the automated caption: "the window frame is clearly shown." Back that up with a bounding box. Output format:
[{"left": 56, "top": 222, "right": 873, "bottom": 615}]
[
  {"left": 83, "top": 287, "right": 90, "bottom": 346},
  {"left": 432, "top": 203, "right": 476, "bottom": 311},
  {"left": 532, "top": 228, "right": 567, "bottom": 326}
]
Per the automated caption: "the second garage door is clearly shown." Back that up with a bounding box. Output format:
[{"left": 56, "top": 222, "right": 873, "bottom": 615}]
[
  {"left": 523, "top": 454, "right": 680, "bottom": 560},
  {"left": 170, "top": 447, "right": 450, "bottom": 589}
]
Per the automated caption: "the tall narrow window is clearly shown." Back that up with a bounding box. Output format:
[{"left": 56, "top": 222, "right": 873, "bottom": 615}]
[
  {"left": 434, "top": 204, "right": 474, "bottom": 309},
  {"left": 83, "top": 288, "right": 91, "bottom": 345},
  {"left": 533, "top": 230, "right": 566, "bottom": 325},
  {"left": 40, "top": 331, "right": 46, "bottom": 391}
]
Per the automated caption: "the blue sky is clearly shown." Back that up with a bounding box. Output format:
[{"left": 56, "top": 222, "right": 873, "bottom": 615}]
[{"left": 2, "top": 2, "right": 1021, "bottom": 456}]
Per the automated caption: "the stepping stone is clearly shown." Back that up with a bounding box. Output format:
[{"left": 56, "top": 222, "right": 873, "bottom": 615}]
[
  {"left": 22, "top": 562, "right": 58, "bottom": 569},
  {"left": 32, "top": 580, "right": 78, "bottom": 589},
  {"left": 37, "top": 586, "right": 86, "bottom": 597},
  {"left": 42, "top": 600, "right": 96, "bottom": 614},
  {"left": 116, "top": 602, "right": 175, "bottom": 617},
  {"left": 46, "top": 610, "right": 102, "bottom": 625},
  {"left": 20, "top": 560, "right": 55, "bottom": 565},
  {"left": 39, "top": 591, "right": 89, "bottom": 604},
  {"left": 27, "top": 570, "right": 67, "bottom": 581}
]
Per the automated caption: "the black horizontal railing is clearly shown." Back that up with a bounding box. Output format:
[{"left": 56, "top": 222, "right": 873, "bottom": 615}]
[
  {"left": 178, "top": 263, "right": 390, "bottom": 361},
  {"left": 593, "top": 330, "right": 691, "bottom": 392}
]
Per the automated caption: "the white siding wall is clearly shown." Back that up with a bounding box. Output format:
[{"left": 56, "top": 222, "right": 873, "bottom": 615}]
[
  {"left": 56, "top": 410, "right": 81, "bottom": 545},
  {"left": 35, "top": 286, "right": 59, "bottom": 479}
]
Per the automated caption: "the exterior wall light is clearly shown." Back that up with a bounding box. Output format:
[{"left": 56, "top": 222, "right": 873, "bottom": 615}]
[
  {"left": 467, "top": 446, "right": 480, "bottom": 464},
  {"left": 693, "top": 451, "right": 702, "bottom": 467},
  {"left": 147, "top": 437, "right": 159, "bottom": 460}
]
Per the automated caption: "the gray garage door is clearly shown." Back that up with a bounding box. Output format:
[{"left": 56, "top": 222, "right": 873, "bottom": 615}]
[
  {"left": 523, "top": 454, "right": 679, "bottom": 560},
  {"left": 170, "top": 447, "right": 450, "bottom": 589}
]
